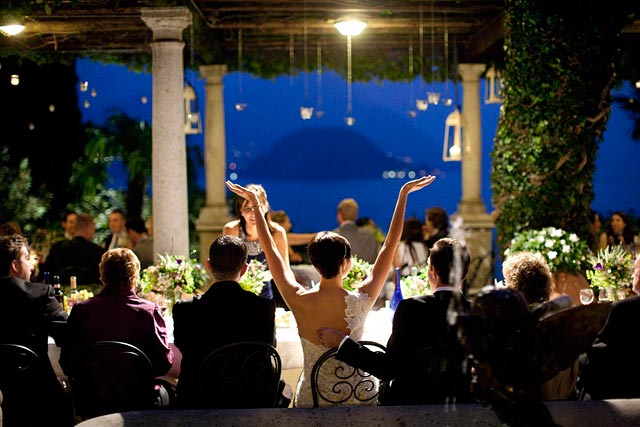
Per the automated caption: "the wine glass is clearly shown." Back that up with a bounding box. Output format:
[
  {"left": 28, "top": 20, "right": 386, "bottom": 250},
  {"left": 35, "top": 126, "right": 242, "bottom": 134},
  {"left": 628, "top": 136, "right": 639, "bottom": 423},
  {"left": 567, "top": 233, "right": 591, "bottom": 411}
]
[
  {"left": 580, "top": 288, "right": 595, "bottom": 305},
  {"left": 598, "top": 287, "right": 612, "bottom": 303}
]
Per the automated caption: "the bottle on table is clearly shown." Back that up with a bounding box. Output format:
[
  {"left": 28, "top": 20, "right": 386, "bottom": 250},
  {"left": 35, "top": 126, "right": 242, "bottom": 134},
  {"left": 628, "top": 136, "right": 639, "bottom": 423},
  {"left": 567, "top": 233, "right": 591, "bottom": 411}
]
[
  {"left": 43, "top": 271, "right": 51, "bottom": 285},
  {"left": 67, "top": 275, "right": 79, "bottom": 310},
  {"left": 53, "top": 275, "right": 64, "bottom": 306},
  {"left": 390, "top": 267, "right": 404, "bottom": 311}
]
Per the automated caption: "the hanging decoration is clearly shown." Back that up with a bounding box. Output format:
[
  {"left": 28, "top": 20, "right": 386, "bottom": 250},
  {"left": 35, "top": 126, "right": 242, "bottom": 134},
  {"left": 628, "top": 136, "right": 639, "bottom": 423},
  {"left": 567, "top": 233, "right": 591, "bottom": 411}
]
[
  {"left": 184, "top": 22, "right": 202, "bottom": 134},
  {"left": 427, "top": 0, "right": 440, "bottom": 106},
  {"left": 415, "top": 3, "right": 428, "bottom": 111},
  {"left": 315, "top": 41, "right": 325, "bottom": 118},
  {"left": 441, "top": 11, "right": 453, "bottom": 106},
  {"left": 407, "top": 36, "right": 417, "bottom": 118},
  {"left": 183, "top": 82, "right": 202, "bottom": 134},
  {"left": 442, "top": 108, "right": 464, "bottom": 161},
  {"left": 442, "top": 36, "right": 465, "bottom": 162},
  {"left": 334, "top": 17, "right": 367, "bottom": 126},
  {"left": 10, "top": 74, "right": 19, "bottom": 85},
  {"left": 300, "top": 3, "right": 313, "bottom": 120},
  {"left": 235, "top": 28, "right": 247, "bottom": 111},
  {"left": 485, "top": 65, "right": 504, "bottom": 104}
]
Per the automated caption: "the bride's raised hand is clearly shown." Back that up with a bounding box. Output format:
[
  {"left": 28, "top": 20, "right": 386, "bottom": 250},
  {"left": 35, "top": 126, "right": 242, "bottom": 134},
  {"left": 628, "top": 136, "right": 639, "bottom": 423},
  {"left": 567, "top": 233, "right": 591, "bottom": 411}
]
[{"left": 401, "top": 175, "right": 436, "bottom": 195}]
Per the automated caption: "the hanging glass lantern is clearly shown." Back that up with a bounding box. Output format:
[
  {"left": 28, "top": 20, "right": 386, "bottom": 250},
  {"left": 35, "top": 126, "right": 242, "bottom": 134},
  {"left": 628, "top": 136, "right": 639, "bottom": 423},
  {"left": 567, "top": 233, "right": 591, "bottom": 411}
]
[
  {"left": 183, "top": 82, "right": 202, "bottom": 135},
  {"left": 442, "top": 108, "right": 465, "bottom": 162},
  {"left": 485, "top": 65, "right": 503, "bottom": 104}
]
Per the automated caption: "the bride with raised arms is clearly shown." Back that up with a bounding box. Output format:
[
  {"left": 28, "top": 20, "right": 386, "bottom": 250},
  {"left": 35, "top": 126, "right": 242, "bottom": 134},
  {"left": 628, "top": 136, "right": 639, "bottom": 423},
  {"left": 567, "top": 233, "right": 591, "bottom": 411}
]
[{"left": 226, "top": 176, "right": 436, "bottom": 407}]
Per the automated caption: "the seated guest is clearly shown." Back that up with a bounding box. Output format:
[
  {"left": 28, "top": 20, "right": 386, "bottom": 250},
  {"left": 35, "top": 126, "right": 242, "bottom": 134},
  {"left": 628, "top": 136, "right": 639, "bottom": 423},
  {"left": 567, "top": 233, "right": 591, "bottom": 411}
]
[
  {"left": 582, "top": 254, "right": 640, "bottom": 399},
  {"left": 502, "top": 251, "right": 578, "bottom": 400},
  {"left": 103, "top": 208, "right": 131, "bottom": 250},
  {"left": 0, "top": 235, "right": 72, "bottom": 427},
  {"left": 172, "top": 235, "right": 277, "bottom": 408},
  {"left": 61, "top": 211, "right": 77, "bottom": 241},
  {"left": 60, "top": 248, "right": 173, "bottom": 378},
  {"left": 125, "top": 217, "right": 154, "bottom": 269},
  {"left": 319, "top": 238, "right": 472, "bottom": 406},
  {"left": 41, "top": 213, "right": 105, "bottom": 285},
  {"left": 423, "top": 206, "right": 449, "bottom": 252}
]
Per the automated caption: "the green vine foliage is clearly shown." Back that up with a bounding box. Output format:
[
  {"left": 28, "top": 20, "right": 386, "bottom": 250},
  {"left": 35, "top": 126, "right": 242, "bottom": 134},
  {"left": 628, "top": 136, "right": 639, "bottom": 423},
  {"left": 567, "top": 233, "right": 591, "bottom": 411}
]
[{"left": 492, "top": 0, "right": 633, "bottom": 252}]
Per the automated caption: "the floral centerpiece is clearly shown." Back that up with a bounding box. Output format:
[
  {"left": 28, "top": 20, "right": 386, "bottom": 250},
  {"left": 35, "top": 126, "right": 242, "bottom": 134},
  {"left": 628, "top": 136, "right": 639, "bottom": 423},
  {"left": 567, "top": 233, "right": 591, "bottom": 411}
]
[
  {"left": 139, "top": 253, "right": 210, "bottom": 311},
  {"left": 239, "top": 259, "right": 272, "bottom": 295},
  {"left": 586, "top": 245, "right": 634, "bottom": 300},
  {"left": 504, "top": 227, "right": 590, "bottom": 274},
  {"left": 400, "top": 266, "right": 431, "bottom": 298},
  {"left": 342, "top": 256, "right": 372, "bottom": 291}
]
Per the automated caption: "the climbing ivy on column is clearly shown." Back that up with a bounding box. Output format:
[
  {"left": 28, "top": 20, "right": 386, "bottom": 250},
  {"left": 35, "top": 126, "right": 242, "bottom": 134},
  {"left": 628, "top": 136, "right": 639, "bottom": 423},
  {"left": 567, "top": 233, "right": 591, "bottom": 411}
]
[{"left": 492, "top": 0, "right": 632, "bottom": 251}]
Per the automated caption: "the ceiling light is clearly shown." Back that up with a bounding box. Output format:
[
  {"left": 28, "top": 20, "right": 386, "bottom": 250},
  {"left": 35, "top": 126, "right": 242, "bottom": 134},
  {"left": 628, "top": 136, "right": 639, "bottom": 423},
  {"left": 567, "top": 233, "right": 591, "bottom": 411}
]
[
  {"left": 0, "top": 13, "right": 25, "bottom": 37},
  {"left": 334, "top": 18, "right": 367, "bottom": 36}
]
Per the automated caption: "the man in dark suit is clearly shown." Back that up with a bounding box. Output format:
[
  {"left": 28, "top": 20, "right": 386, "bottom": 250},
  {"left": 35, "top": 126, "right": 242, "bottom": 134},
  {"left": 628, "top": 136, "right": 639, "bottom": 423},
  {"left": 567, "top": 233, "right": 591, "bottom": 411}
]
[
  {"left": 102, "top": 208, "right": 130, "bottom": 250},
  {"left": 42, "top": 213, "right": 105, "bottom": 285},
  {"left": 172, "top": 235, "right": 277, "bottom": 408},
  {"left": 0, "top": 234, "right": 72, "bottom": 426},
  {"left": 334, "top": 198, "right": 378, "bottom": 263},
  {"left": 319, "top": 237, "right": 471, "bottom": 405}
]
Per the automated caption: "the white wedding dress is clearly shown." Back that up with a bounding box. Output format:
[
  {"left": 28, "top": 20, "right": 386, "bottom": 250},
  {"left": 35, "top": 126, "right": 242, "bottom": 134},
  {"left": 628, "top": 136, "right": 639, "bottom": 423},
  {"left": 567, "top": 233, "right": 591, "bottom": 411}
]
[{"left": 293, "top": 291, "right": 377, "bottom": 407}]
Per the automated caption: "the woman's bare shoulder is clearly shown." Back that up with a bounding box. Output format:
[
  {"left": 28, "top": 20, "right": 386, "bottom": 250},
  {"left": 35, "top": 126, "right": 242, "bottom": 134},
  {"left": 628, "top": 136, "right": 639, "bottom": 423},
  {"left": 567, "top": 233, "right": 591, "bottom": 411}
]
[{"left": 222, "top": 220, "right": 240, "bottom": 235}]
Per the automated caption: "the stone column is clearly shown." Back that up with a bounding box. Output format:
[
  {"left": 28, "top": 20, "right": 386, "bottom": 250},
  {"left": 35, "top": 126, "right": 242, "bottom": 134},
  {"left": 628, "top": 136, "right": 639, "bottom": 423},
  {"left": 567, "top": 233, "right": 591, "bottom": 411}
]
[
  {"left": 195, "top": 64, "right": 233, "bottom": 265},
  {"left": 142, "top": 7, "right": 191, "bottom": 258},
  {"left": 457, "top": 63, "right": 495, "bottom": 294}
]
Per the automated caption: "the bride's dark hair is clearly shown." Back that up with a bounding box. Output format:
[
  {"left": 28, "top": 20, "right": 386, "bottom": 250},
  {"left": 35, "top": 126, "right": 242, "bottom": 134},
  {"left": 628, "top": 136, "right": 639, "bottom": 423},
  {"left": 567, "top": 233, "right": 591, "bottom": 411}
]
[{"left": 308, "top": 232, "right": 351, "bottom": 279}]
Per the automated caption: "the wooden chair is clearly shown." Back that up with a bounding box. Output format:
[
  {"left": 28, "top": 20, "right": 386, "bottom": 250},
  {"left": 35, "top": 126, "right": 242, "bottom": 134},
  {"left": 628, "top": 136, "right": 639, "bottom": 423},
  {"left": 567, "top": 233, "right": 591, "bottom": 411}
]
[
  {"left": 311, "top": 341, "right": 386, "bottom": 407},
  {"left": 197, "top": 341, "right": 282, "bottom": 408},
  {"left": 69, "top": 341, "right": 158, "bottom": 419}
]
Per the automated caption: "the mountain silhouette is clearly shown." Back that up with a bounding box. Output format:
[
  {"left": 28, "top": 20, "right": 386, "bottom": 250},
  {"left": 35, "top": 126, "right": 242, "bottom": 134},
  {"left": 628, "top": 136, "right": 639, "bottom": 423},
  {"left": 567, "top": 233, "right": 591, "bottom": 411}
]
[{"left": 242, "top": 127, "right": 430, "bottom": 181}]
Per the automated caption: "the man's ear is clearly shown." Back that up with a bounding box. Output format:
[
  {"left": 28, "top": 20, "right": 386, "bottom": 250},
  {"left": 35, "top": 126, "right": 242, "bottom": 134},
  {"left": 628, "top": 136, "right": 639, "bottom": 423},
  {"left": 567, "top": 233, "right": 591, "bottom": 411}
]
[
  {"left": 240, "top": 262, "right": 248, "bottom": 277},
  {"left": 9, "top": 259, "right": 18, "bottom": 275},
  {"left": 206, "top": 260, "right": 212, "bottom": 273}
]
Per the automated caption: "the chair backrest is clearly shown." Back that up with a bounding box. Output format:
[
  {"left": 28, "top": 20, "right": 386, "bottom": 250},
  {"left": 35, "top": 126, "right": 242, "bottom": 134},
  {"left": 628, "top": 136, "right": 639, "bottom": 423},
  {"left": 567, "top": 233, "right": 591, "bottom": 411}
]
[
  {"left": 197, "top": 341, "right": 282, "bottom": 408},
  {"left": 408, "top": 344, "right": 473, "bottom": 404},
  {"left": 69, "top": 341, "right": 156, "bottom": 418},
  {"left": 0, "top": 343, "right": 40, "bottom": 385},
  {"left": 311, "top": 340, "right": 386, "bottom": 407},
  {"left": 0, "top": 343, "right": 46, "bottom": 426}
]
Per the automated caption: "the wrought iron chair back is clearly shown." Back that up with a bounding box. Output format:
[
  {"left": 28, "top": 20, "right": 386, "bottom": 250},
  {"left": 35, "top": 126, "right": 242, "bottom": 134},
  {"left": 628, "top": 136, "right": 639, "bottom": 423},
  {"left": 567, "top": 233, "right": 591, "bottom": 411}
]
[
  {"left": 69, "top": 341, "right": 157, "bottom": 418},
  {"left": 410, "top": 344, "right": 473, "bottom": 404},
  {"left": 197, "top": 341, "right": 282, "bottom": 408},
  {"left": 311, "top": 340, "right": 386, "bottom": 407}
]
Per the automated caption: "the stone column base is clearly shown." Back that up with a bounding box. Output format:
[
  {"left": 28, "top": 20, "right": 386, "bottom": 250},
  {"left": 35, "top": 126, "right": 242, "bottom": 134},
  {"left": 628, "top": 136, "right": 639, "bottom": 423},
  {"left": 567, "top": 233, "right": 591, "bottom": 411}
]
[
  {"left": 456, "top": 212, "right": 495, "bottom": 296},
  {"left": 195, "top": 205, "right": 232, "bottom": 265}
]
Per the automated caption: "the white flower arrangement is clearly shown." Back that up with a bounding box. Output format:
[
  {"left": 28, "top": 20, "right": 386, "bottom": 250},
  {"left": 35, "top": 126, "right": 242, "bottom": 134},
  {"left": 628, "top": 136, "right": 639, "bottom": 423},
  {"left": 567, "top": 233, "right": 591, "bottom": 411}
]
[
  {"left": 505, "top": 227, "right": 590, "bottom": 274},
  {"left": 239, "top": 259, "right": 272, "bottom": 295}
]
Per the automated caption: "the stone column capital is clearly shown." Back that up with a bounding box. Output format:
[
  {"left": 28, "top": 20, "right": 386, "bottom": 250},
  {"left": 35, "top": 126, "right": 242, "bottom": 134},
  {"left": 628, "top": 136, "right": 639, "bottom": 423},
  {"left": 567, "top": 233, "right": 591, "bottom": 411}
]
[
  {"left": 457, "top": 63, "right": 486, "bottom": 82},
  {"left": 199, "top": 65, "right": 228, "bottom": 83},
  {"left": 141, "top": 7, "right": 191, "bottom": 41}
]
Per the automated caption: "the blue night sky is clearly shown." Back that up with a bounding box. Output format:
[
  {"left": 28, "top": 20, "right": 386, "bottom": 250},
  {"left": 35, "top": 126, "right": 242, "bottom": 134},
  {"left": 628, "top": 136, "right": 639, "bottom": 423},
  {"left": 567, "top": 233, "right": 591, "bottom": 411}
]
[{"left": 75, "top": 59, "right": 639, "bottom": 234}]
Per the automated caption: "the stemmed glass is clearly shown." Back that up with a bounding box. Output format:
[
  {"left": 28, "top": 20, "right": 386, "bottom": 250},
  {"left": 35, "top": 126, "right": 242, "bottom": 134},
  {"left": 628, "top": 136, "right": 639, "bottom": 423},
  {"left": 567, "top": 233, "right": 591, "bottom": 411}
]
[{"left": 579, "top": 288, "right": 595, "bottom": 305}]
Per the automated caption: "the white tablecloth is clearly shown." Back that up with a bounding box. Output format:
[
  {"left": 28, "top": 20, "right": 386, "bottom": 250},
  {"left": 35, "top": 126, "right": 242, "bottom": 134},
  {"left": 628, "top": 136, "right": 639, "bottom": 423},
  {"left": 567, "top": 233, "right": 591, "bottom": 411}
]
[{"left": 48, "top": 308, "right": 394, "bottom": 379}]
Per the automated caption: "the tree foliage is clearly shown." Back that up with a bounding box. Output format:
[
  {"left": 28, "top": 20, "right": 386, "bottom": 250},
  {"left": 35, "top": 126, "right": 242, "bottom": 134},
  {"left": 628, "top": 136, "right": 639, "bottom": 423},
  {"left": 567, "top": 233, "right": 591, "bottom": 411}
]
[
  {"left": 0, "top": 148, "right": 51, "bottom": 232},
  {"left": 492, "top": 0, "right": 633, "bottom": 251},
  {"left": 70, "top": 113, "right": 151, "bottom": 218}
]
